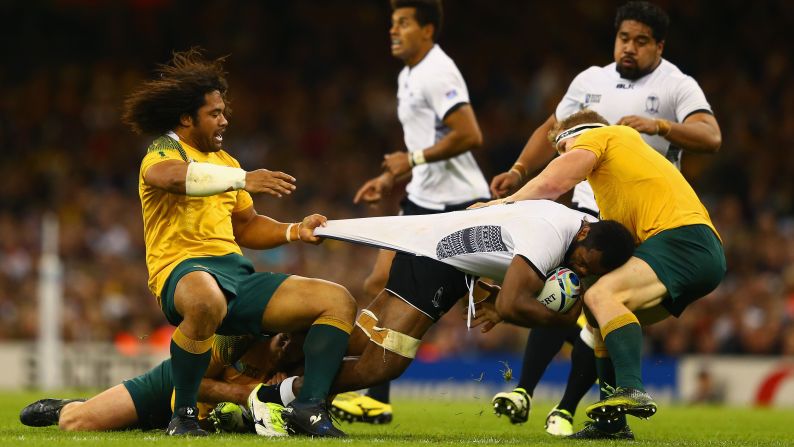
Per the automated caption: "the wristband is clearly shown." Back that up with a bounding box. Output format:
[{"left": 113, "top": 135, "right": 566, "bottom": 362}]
[
  {"left": 408, "top": 150, "right": 427, "bottom": 168},
  {"left": 509, "top": 162, "right": 527, "bottom": 180},
  {"left": 285, "top": 223, "right": 296, "bottom": 242},
  {"left": 185, "top": 162, "right": 246, "bottom": 197},
  {"left": 655, "top": 119, "right": 672, "bottom": 137}
]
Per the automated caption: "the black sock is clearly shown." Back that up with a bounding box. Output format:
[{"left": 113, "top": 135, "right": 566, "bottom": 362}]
[
  {"left": 367, "top": 382, "right": 391, "bottom": 404},
  {"left": 557, "top": 334, "right": 597, "bottom": 415},
  {"left": 517, "top": 326, "right": 577, "bottom": 394},
  {"left": 256, "top": 384, "right": 283, "bottom": 405}
]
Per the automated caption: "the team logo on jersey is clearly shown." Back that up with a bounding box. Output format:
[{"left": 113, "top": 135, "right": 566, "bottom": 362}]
[
  {"left": 645, "top": 95, "right": 660, "bottom": 114},
  {"left": 584, "top": 93, "right": 601, "bottom": 104},
  {"left": 436, "top": 225, "right": 507, "bottom": 259},
  {"left": 445, "top": 89, "right": 458, "bottom": 99}
]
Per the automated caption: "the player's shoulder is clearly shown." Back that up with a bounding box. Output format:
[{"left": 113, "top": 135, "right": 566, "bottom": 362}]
[
  {"left": 417, "top": 45, "right": 460, "bottom": 76},
  {"left": 652, "top": 59, "right": 697, "bottom": 84},
  {"left": 571, "top": 63, "right": 615, "bottom": 84},
  {"left": 145, "top": 134, "right": 188, "bottom": 160}
]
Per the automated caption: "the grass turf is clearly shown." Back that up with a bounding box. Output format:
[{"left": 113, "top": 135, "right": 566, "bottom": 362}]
[{"left": 2, "top": 391, "right": 793, "bottom": 446}]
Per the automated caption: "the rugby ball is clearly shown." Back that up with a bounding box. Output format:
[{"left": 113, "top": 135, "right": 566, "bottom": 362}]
[{"left": 537, "top": 267, "right": 581, "bottom": 313}]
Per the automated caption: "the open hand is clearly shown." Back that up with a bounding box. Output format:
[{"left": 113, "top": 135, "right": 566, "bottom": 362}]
[{"left": 244, "top": 169, "right": 296, "bottom": 197}]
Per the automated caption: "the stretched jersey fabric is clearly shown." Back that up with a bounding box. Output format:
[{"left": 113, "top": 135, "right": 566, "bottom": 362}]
[
  {"left": 138, "top": 133, "right": 253, "bottom": 297},
  {"left": 556, "top": 59, "right": 713, "bottom": 212},
  {"left": 572, "top": 125, "right": 718, "bottom": 243},
  {"left": 315, "top": 200, "right": 595, "bottom": 282},
  {"left": 397, "top": 44, "right": 489, "bottom": 209}
]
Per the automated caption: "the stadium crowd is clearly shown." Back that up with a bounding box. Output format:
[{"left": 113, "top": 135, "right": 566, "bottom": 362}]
[{"left": 1, "top": 1, "right": 793, "bottom": 357}]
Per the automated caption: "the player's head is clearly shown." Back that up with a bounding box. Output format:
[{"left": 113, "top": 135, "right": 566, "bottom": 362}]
[
  {"left": 122, "top": 47, "right": 230, "bottom": 153},
  {"left": 548, "top": 109, "right": 609, "bottom": 153},
  {"left": 390, "top": 0, "right": 442, "bottom": 65},
  {"left": 566, "top": 220, "right": 635, "bottom": 277},
  {"left": 613, "top": 1, "right": 669, "bottom": 80}
]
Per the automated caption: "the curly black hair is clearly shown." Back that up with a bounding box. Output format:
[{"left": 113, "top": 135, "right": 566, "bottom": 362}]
[
  {"left": 615, "top": 1, "right": 670, "bottom": 42},
  {"left": 122, "top": 47, "right": 230, "bottom": 135}
]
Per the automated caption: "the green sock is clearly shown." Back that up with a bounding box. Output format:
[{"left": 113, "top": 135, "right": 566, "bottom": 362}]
[
  {"left": 298, "top": 323, "right": 350, "bottom": 402},
  {"left": 602, "top": 322, "right": 644, "bottom": 391},
  {"left": 595, "top": 356, "right": 627, "bottom": 432},
  {"left": 170, "top": 332, "right": 213, "bottom": 411}
]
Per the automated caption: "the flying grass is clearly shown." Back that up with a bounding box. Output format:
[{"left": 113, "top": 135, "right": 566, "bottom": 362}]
[{"left": 2, "top": 391, "right": 793, "bottom": 446}]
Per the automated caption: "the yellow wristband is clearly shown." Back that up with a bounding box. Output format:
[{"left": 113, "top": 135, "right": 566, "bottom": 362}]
[{"left": 656, "top": 119, "right": 672, "bottom": 137}]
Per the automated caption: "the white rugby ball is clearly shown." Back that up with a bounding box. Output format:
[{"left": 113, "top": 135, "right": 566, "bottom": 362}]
[{"left": 537, "top": 267, "right": 581, "bottom": 313}]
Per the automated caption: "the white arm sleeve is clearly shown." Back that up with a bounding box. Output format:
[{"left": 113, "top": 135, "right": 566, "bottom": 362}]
[{"left": 185, "top": 162, "right": 246, "bottom": 197}]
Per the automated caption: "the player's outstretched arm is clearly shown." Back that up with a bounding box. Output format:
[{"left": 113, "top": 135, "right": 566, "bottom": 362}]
[
  {"left": 232, "top": 206, "right": 327, "bottom": 249},
  {"left": 381, "top": 104, "right": 483, "bottom": 177},
  {"left": 143, "top": 160, "right": 296, "bottom": 197},
  {"left": 495, "top": 257, "right": 581, "bottom": 328},
  {"left": 490, "top": 114, "right": 558, "bottom": 198}
]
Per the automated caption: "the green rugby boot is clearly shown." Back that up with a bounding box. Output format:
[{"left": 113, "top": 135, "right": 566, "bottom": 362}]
[
  {"left": 568, "top": 421, "right": 635, "bottom": 440},
  {"left": 208, "top": 402, "right": 254, "bottom": 433},
  {"left": 585, "top": 386, "right": 657, "bottom": 421}
]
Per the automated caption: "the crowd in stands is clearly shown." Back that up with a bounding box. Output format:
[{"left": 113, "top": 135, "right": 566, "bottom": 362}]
[{"left": 1, "top": 1, "right": 792, "bottom": 357}]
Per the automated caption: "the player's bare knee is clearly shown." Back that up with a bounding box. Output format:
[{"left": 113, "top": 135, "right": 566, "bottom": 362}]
[
  {"left": 183, "top": 294, "right": 227, "bottom": 326},
  {"left": 325, "top": 283, "right": 357, "bottom": 322},
  {"left": 583, "top": 282, "right": 613, "bottom": 310}
]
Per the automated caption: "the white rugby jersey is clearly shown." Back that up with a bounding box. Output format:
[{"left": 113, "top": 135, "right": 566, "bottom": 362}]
[
  {"left": 556, "top": 59, "right": 712, "bottom": 212},
  {"left": 397, "top": 44, "right": 490, "bottom": 209},
  {"left": 315, "top": 200, "right": 595, "bottom": 282}
]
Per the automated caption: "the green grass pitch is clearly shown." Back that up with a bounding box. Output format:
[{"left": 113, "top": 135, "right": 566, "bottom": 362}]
[{"left": 2, "top": 391, "right": 793, "bottom": 446}]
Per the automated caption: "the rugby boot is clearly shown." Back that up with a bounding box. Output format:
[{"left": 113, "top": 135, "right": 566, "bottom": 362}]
[
  {"left": 283, "top": 398, "right": 346, "bottom": 437},
  {"left": 544, "top": 406, "right": 574, "bottom": 436},
  {"left": 166, "top": 406, "right": 209, "bottom": 436},
  {"left": 247, "top": 384, "right": 288, "bottom": 437},
  {"left": 585, "top": 386, "right": 657, "bottom": 421},
  {"left": 19, "top": 398, "right": 85, "bottom": 427},
  {"left": 331, "top": 391, "right": 393, "bottom": 424},
  {"left": 208, "top": 401, "right": 254, "bottom": 433},
  {"left": 491, "top": 387, "right": 530, "bottom": 424},
  {"left": 569, "top": 421, "right": 635, "bottom": 440}
]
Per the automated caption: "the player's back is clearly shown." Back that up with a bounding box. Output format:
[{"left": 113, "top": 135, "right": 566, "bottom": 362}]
[{"left": 572, "top": 126, "right": 717, "bottom": 243}]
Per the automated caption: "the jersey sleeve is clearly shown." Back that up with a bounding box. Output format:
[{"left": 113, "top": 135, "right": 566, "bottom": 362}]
[
  {"left": 140, "top": 140, "right": 188, "bottom": 180},
  {"left": 423, "top": 67, "right": 470, "bottom": 120},
  {"left": 555, "top": 68, "right": 596, "bottom": 120},
  {"left": 672, "top": 76, "right": 712, "bottom": 121},
  {"left": 570, "top": 129, "right": 607, "bottom": 167}
]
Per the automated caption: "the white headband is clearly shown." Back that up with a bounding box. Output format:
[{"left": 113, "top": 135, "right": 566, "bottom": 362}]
[{"left": 553, "top": 122, "right": 607, "bottom": 146}]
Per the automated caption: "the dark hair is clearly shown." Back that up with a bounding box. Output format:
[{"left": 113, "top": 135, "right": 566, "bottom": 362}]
[
  {"left": 391, "top": 0, "right": 443, "bottom": 41},
  {"left": 615, "top": 1, "right": 669, "bottom": 42},
  {"left": 548, "top": 109, "right": 610, "bottom": 144},
  {"left": 581, "top": 220, "right": 635, "bottom": 271},
  {"left": 122, "top": 48, "right": 230, "bottom": 135}
]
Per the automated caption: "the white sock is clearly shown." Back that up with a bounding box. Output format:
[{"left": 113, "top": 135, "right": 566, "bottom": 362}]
[{"left": 280, "top": 376, "right": 298, "bottom": 405}]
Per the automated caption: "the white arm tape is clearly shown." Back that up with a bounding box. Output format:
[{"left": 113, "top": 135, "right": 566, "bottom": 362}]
[
  {"left": 185, "top": 162, "right": 246, "bottom": 197},
  {"left": 579, "top": 325, "right": 595, "bottom": 349}
]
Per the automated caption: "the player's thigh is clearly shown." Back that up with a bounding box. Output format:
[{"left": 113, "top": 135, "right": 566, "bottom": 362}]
[
  {"left": 261, "top": 275, "right": 356, "bottom": 333},
  {"left": 59, "top": 385, "right": 137, "bottom": 431},
  {"left": 586, "top": 256, "right": 668, "bottom": 311},
  {"left": 172, "top": 271, "right": 227, "bottom": 319},
  {"left": 363, "top": 250, "right": 396, "bottom": 295}
]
